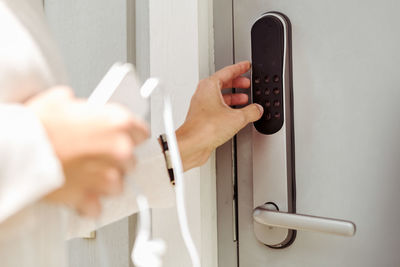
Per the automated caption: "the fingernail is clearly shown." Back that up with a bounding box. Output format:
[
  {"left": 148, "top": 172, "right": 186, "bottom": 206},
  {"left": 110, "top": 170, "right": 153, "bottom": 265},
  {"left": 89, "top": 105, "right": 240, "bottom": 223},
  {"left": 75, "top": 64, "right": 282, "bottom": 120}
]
[{"left": 255, "top": 104, "right": 264, "bottom": 115}]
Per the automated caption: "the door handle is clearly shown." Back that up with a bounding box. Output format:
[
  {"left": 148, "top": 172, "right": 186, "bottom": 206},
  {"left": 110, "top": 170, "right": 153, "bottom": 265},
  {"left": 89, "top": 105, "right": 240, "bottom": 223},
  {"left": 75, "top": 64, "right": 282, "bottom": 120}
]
[{"left": 253, "top": 203, "right": 356, "bottom": 237}]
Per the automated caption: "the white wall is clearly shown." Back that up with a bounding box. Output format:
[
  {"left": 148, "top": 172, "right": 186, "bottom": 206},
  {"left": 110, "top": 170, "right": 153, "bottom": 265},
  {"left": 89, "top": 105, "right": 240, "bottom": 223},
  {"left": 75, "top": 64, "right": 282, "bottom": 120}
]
[{"left": 148, "top": 0, "right": 217, "bottom": 266}]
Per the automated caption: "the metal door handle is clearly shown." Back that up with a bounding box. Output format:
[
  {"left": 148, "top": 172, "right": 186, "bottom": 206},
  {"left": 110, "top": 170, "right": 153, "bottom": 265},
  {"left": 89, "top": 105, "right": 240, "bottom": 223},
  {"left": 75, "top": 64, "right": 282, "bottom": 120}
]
[{"left": 253, "top": 204, "right": 356, "bottom": 237}]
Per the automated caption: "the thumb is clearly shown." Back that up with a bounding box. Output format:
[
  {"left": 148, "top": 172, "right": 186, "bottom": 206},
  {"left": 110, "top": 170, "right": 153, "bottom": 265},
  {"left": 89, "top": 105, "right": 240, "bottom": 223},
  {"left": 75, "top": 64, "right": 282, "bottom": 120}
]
[
  {"left": 239, "top": 103, "right": 263, "bottom": 126},
  {"left": 77, "top": 194, "right": 102, "bottom": 218}
]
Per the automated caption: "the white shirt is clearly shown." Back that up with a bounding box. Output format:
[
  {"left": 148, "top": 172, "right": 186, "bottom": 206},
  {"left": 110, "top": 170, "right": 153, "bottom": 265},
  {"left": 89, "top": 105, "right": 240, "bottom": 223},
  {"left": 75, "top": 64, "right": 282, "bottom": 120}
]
[{"left": 0, "top": 1, "right": 174, "bottom": 266}]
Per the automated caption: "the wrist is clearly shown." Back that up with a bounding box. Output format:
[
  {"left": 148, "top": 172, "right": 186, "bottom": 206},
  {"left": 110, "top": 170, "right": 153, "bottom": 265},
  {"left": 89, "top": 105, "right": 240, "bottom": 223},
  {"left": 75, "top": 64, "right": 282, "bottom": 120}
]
[{"left": 175, "top": 121, "right": 213, "bottom": 171}]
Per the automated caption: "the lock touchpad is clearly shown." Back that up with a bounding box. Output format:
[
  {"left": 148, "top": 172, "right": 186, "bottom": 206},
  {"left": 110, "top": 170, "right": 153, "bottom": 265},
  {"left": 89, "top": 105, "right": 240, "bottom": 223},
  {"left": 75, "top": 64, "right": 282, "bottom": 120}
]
[{"left": 252, "top": 15, "right": 285, "bottom": 135}]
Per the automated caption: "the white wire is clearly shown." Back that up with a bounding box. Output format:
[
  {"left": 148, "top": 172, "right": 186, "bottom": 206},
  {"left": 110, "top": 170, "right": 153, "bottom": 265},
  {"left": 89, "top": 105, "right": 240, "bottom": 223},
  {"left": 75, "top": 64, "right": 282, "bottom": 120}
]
[
  {"left": 90, "top": 71, "right": 200, "bottom": 266},
  {"left": 140, "top": 78, "right": 201, "bottom": 266},
  {"left": 89, "top": 70, "right": 166, "bottom": 267},
  {"left": 132, "top": 194, "right": 166, "bottom": 267},
  {"left": 163, "top": 96, "right": 201, "bottom": 267}
]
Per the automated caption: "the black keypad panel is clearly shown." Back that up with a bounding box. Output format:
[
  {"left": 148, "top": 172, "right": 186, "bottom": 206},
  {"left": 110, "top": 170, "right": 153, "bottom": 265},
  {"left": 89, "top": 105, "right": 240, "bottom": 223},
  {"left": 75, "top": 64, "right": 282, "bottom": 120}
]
[{"left": 251, "top": 15, "right": 285, "bottom": 135}]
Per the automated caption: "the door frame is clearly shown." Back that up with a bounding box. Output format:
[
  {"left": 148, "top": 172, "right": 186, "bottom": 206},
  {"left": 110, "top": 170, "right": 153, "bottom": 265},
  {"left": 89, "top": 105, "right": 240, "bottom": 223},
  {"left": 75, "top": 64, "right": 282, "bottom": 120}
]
[
  {"left": 214, "top": 0, "right": 239, "bottom": 267},
  {"left": 149, "top": 0, "right": 218, "bottom": 266}
]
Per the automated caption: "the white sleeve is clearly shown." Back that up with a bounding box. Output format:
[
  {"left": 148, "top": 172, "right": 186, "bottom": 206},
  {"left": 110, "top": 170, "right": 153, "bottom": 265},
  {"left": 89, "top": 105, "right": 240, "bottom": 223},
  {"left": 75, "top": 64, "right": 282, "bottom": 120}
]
[
  {"left": 0, "top": 104, "right": 64, "bottom": 223},
  {"left": 67, "top": 138, "right": 175, "bottom": 239}
]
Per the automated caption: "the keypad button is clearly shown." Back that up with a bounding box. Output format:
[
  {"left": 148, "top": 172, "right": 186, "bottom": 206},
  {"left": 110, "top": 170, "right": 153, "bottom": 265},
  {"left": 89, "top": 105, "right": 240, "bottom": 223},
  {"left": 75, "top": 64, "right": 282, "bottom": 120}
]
[
  {"left": 274, "top": 112, "right": 281, "bottom": 119},
  {"left": 255, "top": 89, "right": 261, "bottom": 95},
  {"left": 264, "top": 76, "right": 270, "bottom": 83},
  {"left": 264, "top": 88, "right": 270, "bottom": 96},
  {"left": 274, "top": 100, "right": 280, "bottom": 107},
  {"left": 273, "top": 88, "right": 280, "bottom": 95},
  {"left": 265, "top": 100, "right": 271, "bottom": 107},
  {"left": 254, "top": 77, "right": 261, "bottom": 84},
  {"left": 266, "top": 113, "right": 272, "bottom": 120},
  {"left": 273, "top": 75, "right": 280, "bottom": 82}
]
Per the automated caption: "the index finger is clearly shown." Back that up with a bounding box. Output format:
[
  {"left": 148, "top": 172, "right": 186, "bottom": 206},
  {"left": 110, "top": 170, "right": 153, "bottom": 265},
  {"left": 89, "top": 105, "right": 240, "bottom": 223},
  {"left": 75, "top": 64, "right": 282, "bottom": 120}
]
[{"left": 211, "top": 61, "right": 251, "bottom": 89}]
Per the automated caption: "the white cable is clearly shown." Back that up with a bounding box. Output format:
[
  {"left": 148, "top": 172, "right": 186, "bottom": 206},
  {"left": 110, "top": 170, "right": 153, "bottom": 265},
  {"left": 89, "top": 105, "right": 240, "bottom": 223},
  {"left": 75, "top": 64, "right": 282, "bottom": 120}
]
[
  {"left": 137, "top": 77, "right": 201, "bottom": 267},
  {"left": 90, "top": 70, "right": 200, "bottom": 266},
  {"left": 89, "top": 70, "right": 166, "bottom": 267},
  {"left": 140, "top": 78, "right": 201, "bottom": 266},
  {"left": 132, "top": 194, "right": 166, "bottom": 267},
  {"left": 163, "top": 96, "right": 201, "bottom": 267}
]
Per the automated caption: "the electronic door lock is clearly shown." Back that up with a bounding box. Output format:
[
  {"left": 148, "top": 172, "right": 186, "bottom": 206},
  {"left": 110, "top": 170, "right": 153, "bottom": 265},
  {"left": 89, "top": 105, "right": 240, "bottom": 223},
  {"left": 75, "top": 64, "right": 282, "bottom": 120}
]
[{"left": 251, "top": 12, "right": 356, "bottom": 248}]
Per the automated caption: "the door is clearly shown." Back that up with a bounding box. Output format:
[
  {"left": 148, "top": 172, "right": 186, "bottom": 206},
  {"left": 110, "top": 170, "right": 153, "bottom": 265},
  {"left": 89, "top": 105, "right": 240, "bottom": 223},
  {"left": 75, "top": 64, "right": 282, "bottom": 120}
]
[{"left": 215, "top": 1, "right": 400, "bottom": 266}]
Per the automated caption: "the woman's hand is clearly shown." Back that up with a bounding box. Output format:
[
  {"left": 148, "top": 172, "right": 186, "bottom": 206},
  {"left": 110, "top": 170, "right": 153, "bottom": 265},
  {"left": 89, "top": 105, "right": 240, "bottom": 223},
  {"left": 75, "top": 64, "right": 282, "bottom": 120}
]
[
  {"left": 26, "top": 87, "right": 149, "bottom": 217},
  {"left": 176, "top": 61, "right": 263, "bottom": 171}
]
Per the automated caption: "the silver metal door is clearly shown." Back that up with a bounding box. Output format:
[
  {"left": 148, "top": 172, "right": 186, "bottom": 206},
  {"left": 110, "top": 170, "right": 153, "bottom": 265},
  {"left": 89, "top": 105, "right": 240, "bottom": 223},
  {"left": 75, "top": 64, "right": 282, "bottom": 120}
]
[{"left": 215, "top": 1, "right": 400, "bottom": 266}]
